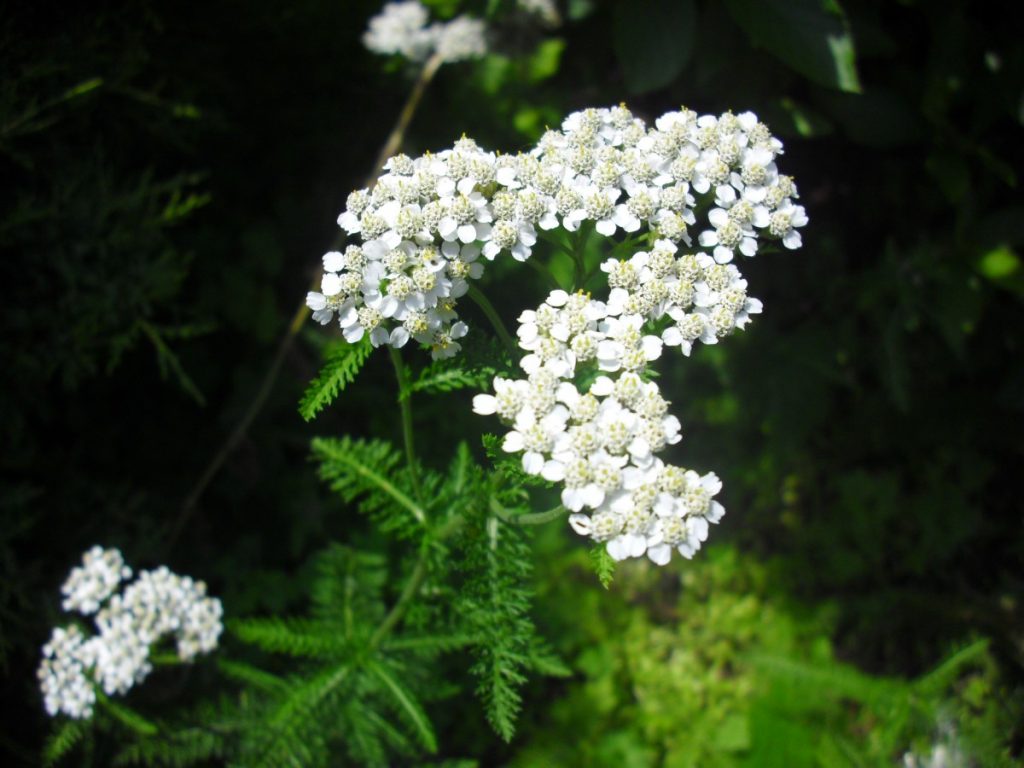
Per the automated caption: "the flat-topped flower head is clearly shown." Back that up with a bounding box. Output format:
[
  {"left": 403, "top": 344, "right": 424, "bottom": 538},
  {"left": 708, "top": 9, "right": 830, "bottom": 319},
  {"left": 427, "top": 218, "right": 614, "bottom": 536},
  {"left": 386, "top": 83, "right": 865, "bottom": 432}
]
[{"left": 39, "top": 548, "right": 223, "bottom": 720}]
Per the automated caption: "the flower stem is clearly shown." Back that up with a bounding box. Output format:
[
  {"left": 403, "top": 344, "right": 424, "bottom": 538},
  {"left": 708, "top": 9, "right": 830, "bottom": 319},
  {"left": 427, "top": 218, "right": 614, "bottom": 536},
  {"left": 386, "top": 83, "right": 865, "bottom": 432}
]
[
  {"left": 388, "top": 346, "right": 421, "bottom": 502},
  {"left": 368, "top": 513, "right": 462, "bottom": 650},
  {"left": 173, "top": 56, "right": 443, "bottom": 543},
  {"left": 467, "top": 284, "right": 518, "bottom": 357},
  {"left": 490, "top": 497, "right": 566, "bottom": 526}
]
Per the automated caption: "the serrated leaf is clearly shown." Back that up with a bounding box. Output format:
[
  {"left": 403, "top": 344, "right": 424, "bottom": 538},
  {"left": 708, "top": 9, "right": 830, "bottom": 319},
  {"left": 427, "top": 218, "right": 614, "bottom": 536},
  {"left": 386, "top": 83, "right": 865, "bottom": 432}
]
[
  {"left": 384, "top": 633, "right": 478, "bottom": 653},
  {"left": 299, "top": 336, "right": 372, "bottom": 421},
  {"left": 43, "top": 719, "right": 89, "bottom": 767},
  {"left": 366, "top": 659, "right": 438, "bottom": 753},
  {"left": 588, "top": 543, "right": 616, "bottom": 589},
  {"left": 725, "top": 0, "right": 862, "bottom": 93},
  {"left": 408, "top": 364, "right": 493, "bottom": 400},
  {"left": 312, "top": 436, "right": 426, "bottom": 528},
  {"left": 231, "top": 617, "right": 347, "bottom": 658},
  {"left": 217, "top": 659, "right": 288, "bottom": 692}
]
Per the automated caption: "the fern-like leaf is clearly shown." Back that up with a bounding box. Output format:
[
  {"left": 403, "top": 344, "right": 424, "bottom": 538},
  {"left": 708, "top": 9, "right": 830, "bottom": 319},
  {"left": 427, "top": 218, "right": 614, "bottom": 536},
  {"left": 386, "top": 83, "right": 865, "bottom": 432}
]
[
  {"left": 43, "top": 719, "right": 90, "bottom": 767},
  {"left": 456, "top": 512, "right": 536, "bottom": 742},
  {"left": 113, "top": 729, "right": 224, "bottom": 767},
  {"left": 299, "top": 336, "right": 372, "bottom": 421},
  {"left": 231, "top": 617, "right": 348, "bottom": 659},
  {"left": 310, "top": 544, "right": 387, "bottom": 630},
  {"left": 383, "top": 633, "right": 477, "bottom": 653},
  {"left": 217, "top": 659, "right": 288, "bottom": 693},
  {"left": 406, "top": 358, "right": 493, "bottom": 401},
  {"left": 312, "top": 436, "right": 426, "bottom": 532},
  {"left": 254, "top": 663, "right": 353, "bottom": 768},
  {"left": 366, "top": 659, "right": 438, "bottom": 754},
  {"left": 588, "top": 543, "right": 616, "bottom": 589}
]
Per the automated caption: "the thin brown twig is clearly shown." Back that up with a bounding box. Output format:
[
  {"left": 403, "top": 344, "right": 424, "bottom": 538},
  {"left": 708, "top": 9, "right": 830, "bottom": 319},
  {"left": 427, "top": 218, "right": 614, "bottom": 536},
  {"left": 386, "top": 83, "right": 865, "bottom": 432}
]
[{"left": 168, "top": 54, "right": 445, "bottom": 548}]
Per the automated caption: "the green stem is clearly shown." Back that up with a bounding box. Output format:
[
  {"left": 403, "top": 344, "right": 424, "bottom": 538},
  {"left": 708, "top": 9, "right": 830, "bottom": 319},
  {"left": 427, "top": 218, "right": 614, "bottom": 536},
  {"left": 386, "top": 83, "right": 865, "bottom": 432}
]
[
  {"left": 369, "top": 547, "right": 428, "bottom": 650},
  {"left": 569, "top": 224, "right": 595, "bottom": 292},
  {"left": 368, "top": 514, "right": 463, "bottom": 650},
  {"left": 490, "top": 497, "right": 567, "bottom": 526},
  {"left": 98, "top": 694, "right": 159, "bottom": 736},
  {"left": 467, "top": 284, "right": 518, "bottom": 356},
  {"left": 388, "top": 347, "right": 421, "bottom": 502},
  {"left": 524, "top": 255, "right": 563, "bottom": 290}
]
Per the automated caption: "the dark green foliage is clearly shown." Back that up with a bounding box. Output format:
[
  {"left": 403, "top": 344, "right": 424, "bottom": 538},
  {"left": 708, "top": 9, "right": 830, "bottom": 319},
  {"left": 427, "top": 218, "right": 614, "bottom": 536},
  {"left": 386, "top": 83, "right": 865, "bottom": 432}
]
[{"left": 299, "top": 337, "right": 373, "bottom": 421}]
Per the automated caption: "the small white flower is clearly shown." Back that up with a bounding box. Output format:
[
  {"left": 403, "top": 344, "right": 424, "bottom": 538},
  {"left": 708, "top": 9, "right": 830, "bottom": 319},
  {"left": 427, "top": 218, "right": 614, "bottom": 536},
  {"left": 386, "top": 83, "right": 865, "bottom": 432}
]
[{"left": 363, "top": 1, "right": 435, "bottom": 61}]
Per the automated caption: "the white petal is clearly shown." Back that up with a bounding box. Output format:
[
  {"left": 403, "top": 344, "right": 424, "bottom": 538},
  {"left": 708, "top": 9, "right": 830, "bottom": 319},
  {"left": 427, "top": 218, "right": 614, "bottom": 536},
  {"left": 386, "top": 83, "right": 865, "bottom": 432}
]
[
  {"left": 322, "top": 251, "right": 345, "bottom": 271},
  {"left": 590, "top": 376, "right": 615, "bottom": 396},
  {"left": 370, "top": 327, "right": 390, "bottom": 347},
  {"left": 541, "top": 461, "right": 566, "bottom": 482},
  {"left": 503, "top": 432, "right": 525, "bottom": 452},
  {"left": 607, "top": 537, "right": 631, "bottom": 561},
  {"left": 642, "top": 336, "right": 663, "bottom": 361},
  {"left": 707, "top": 500, "right": 725, "bottom": 524},
  {"left": 457, "top": 224, "right": 477, "bottom": 243},
  {"left": 662, "top": 326, "right": 682, "bottom": 346},
  {"left": 390, "top": 328, "right": 410, "bottom": 347},
  {"left": 522, "top": 451, "right": 544, "bottom": 475},
  {"left": 647, "top": 543, "right": 672, "bottom": 566},
  {"left": 472, "top": 394, "right": 498, "bottom": 415},
  {"left": 689, "top": 516, "right": 709, "bottom": 542},
  {"left": 568, "top": 513, "right": 591, "bottom": 535},
  {"left": 547, "top": 289, "right": 569, "bottom": 307}
]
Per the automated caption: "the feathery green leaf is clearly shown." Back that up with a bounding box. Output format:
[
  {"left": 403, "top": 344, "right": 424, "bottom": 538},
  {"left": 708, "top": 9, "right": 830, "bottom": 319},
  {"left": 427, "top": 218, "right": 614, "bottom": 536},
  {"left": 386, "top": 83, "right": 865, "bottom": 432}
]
[{"left": 299, "top": 336, "right": 372, "bottom": 421}]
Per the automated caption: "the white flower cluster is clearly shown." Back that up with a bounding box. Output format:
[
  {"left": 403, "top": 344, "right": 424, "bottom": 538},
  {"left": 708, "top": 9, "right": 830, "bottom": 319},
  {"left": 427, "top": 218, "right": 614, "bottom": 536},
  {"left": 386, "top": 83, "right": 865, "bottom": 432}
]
[
  {"left": 600, "top": 239, "right": 763, "bottom": 356},
  {"left": 474, "top": 289, "right": 724, "bottom": 565},
  {"left": 308, "top": 105, "right": 804, "bottom": 361},
  {"left": 363, "top": 1, "right": 487, "bottom": 64},
  {"left": 60, "top": 545, "right": 132, "bottom": 614},
  {"left": 38, "top": 547, "right": 223, "bottom": 719}
]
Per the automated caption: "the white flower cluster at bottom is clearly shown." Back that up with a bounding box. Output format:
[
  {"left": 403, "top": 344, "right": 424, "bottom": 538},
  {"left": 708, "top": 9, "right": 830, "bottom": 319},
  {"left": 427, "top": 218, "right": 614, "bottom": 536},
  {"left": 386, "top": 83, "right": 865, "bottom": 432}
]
[
  {"left": 38, "top": 548, "right": 223, "bottom": 719},
  {"left": 474, "top": 290, "right": 725, "bottom": 565}
]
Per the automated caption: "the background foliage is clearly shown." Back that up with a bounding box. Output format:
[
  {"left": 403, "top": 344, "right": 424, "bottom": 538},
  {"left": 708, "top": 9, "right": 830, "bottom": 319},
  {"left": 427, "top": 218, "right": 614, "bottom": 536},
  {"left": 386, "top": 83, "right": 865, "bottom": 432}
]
[{"left": 2, "top": 0, "right": 1022, "bottom": 764}]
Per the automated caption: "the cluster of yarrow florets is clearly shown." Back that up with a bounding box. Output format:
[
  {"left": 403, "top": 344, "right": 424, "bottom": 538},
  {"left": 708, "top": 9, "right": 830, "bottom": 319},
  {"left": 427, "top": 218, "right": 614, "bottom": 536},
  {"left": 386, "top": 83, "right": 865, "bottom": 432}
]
[
  {"left": 309, "top": 104, "right": 806, "bottom": 565},
  {"left": 38, "top": 547, "right": 223, "bottom": 719},
  {"left": 473, "top": 289, "right": 725, "bottom": 565},
  {"left": 363, "top": 1, "right": 488, "bottom": 64},
  {"left": 308, "top": 105, "right": 804, "bottom": 361}
]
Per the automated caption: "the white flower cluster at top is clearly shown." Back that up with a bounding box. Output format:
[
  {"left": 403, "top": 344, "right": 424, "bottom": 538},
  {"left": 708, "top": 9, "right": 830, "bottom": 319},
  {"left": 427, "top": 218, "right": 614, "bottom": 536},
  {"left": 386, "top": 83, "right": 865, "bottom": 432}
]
[
  {"left": 363, "top": 1, "right": 487, "bottom": 64},
  {"left": 308, "top": 105, "right": 805, "bottom": 361},
  {"left": 38, "top": 547, "right": 223, "bottom": 719}
]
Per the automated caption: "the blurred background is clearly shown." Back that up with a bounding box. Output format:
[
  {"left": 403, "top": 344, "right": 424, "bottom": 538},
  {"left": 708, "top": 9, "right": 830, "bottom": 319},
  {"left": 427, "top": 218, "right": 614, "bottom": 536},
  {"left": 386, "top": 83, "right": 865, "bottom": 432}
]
[{"left": 2, "top": 0, "right": 1022, "bottom": 764}]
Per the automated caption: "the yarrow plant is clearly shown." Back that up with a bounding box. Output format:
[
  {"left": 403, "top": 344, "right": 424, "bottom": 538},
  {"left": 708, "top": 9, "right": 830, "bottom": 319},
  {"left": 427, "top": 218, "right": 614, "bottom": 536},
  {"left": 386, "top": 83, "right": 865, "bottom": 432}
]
[
  {"left": 306, "top": 104, "right": 806, "bottom": 564},
  {"left": 38, "top": 104, "right": 807, "bottom": 765},
  {"left": 38, "top": 546, "right": 223, "bottom": 720}
]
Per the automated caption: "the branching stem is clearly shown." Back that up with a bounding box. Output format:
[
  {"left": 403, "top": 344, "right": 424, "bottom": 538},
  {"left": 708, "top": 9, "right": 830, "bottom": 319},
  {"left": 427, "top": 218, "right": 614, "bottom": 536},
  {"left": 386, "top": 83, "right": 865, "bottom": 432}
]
[
  {"left": 467, "top": 284, "right": 518, "bottom": 357},
  {"left": 490, "top": 497, "right": 566, "bottom": 526},
  {"left": 388, "top": 346, "right": 421, "bottom": 503}
]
